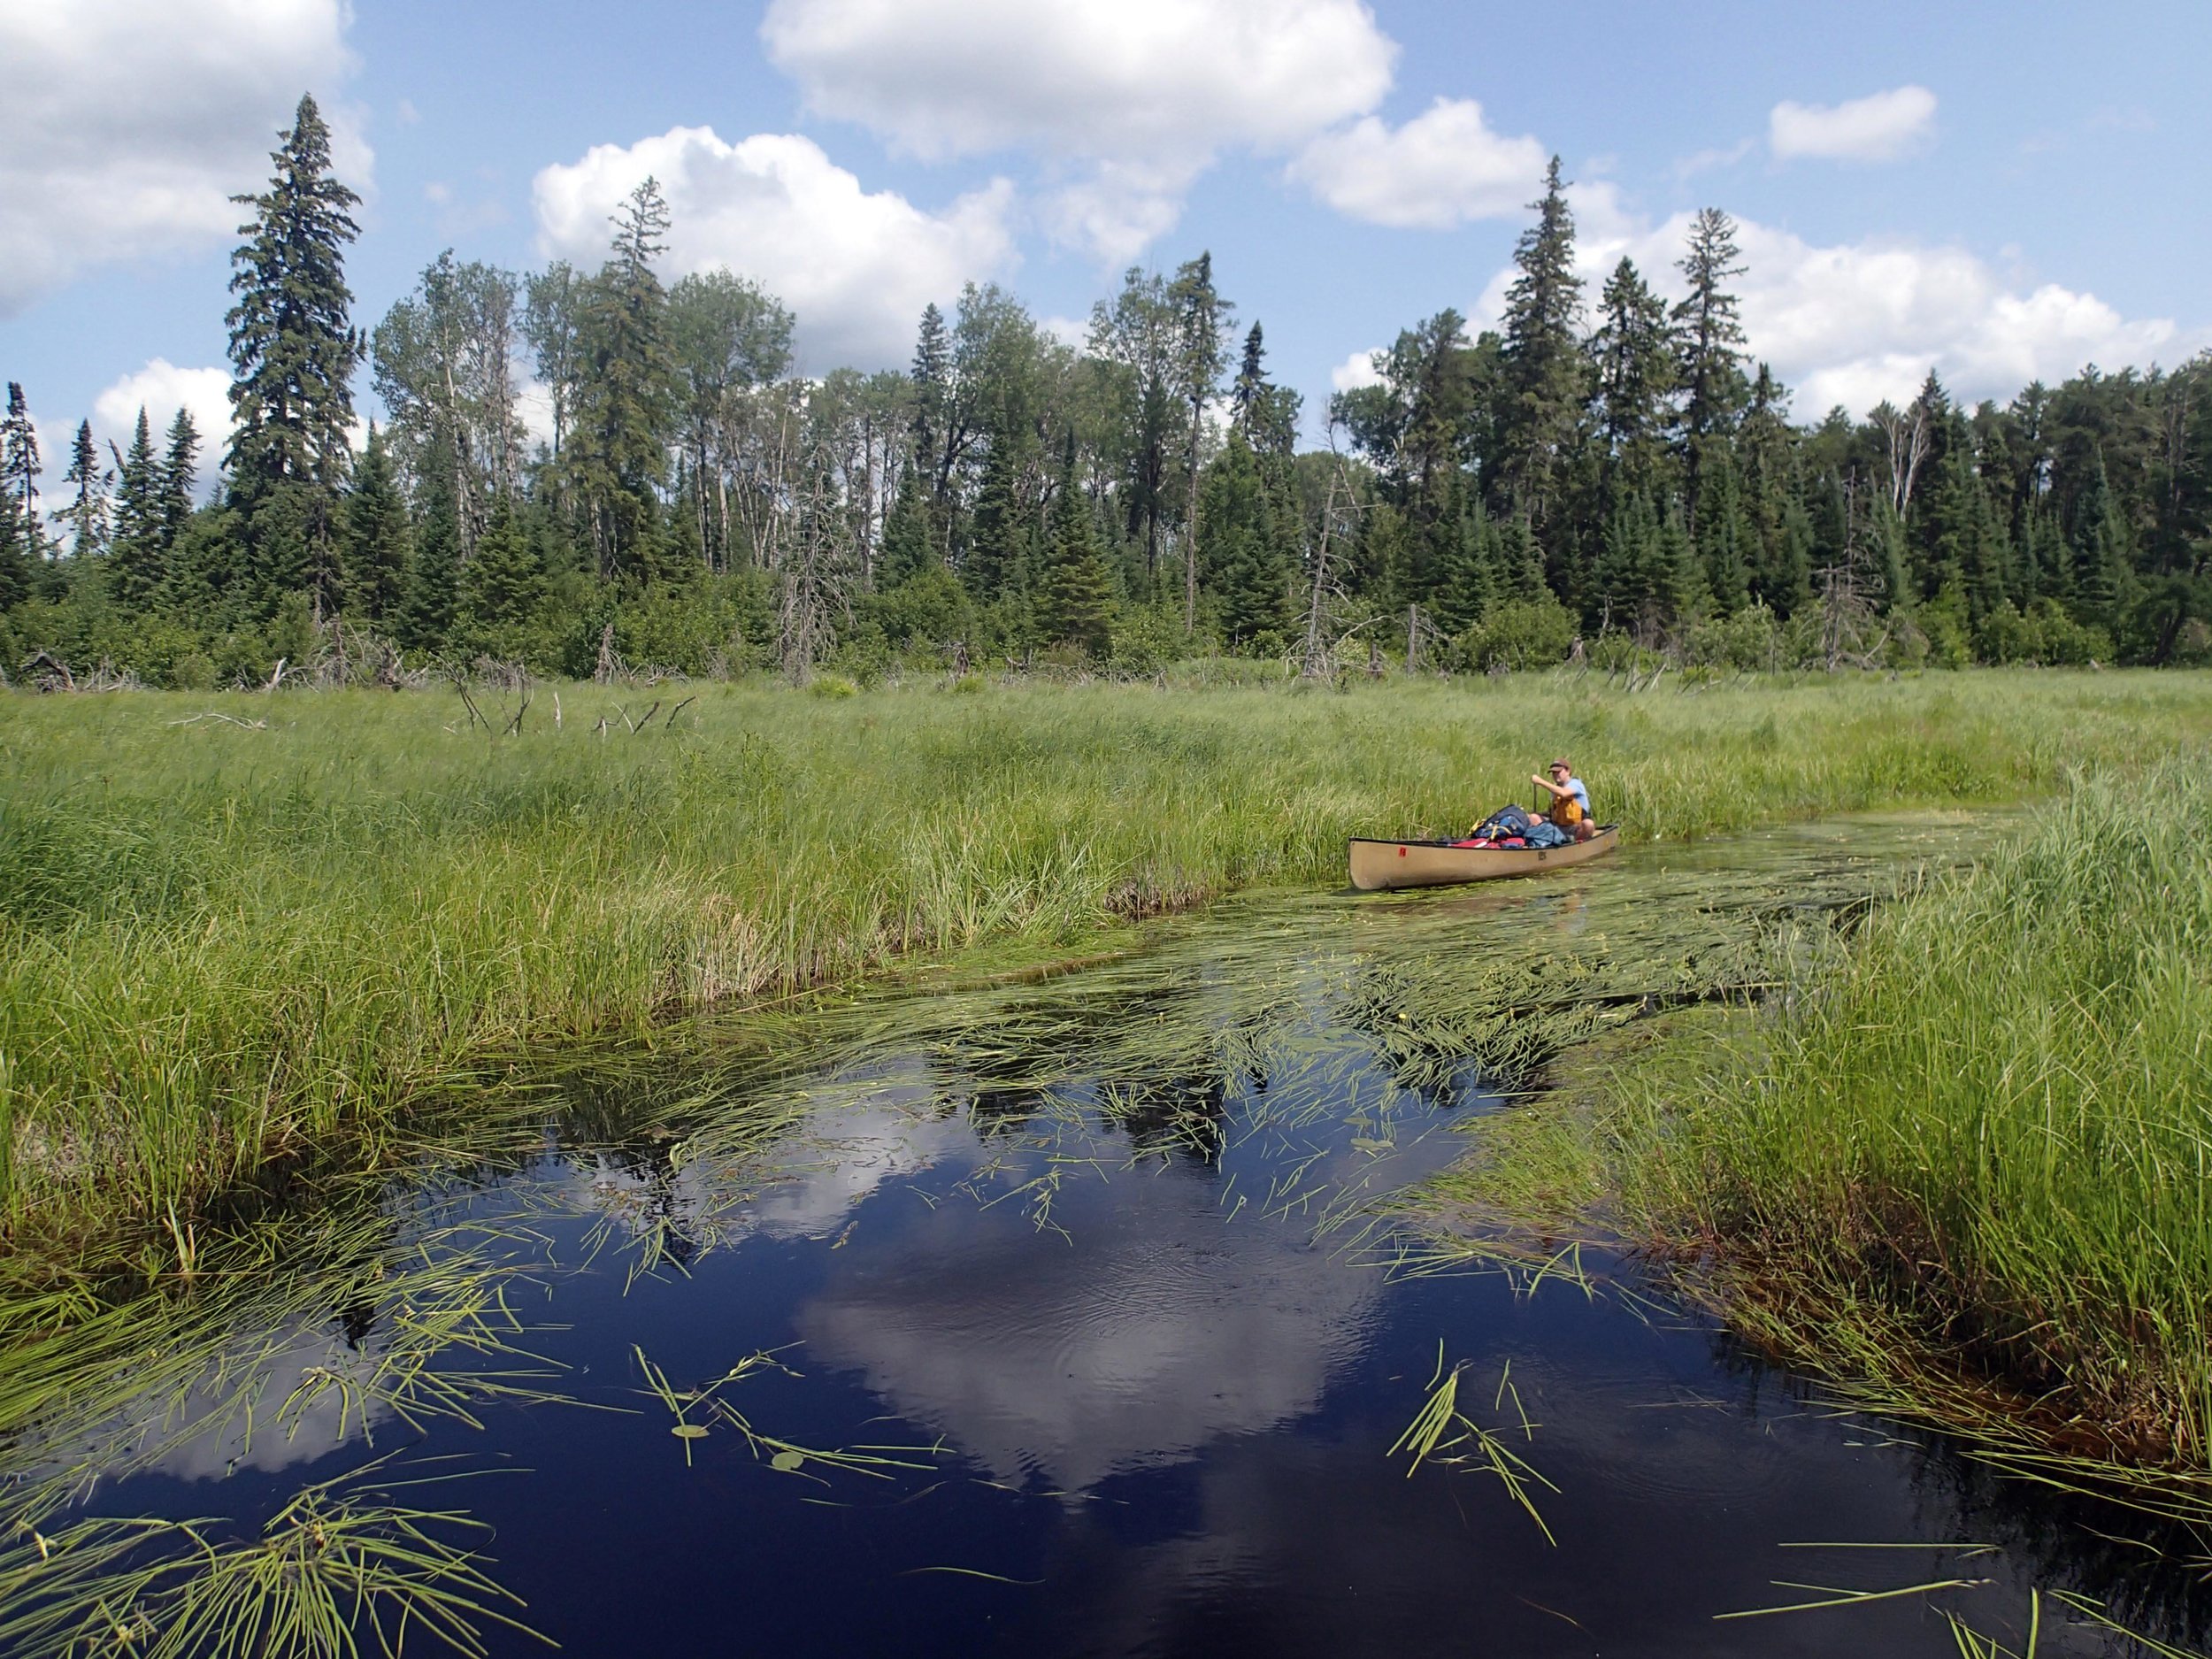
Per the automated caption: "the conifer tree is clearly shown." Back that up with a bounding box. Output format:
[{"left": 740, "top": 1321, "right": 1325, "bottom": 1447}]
[
  {"left": 571, "top": 178, "right": 677, "bottom": 580},
  {"left": 965, "top": 411, "right": 1030, "bottom": 601},
  {"left": 457, "top": 498, "right": 545, "bottom": 651},
  {"left": 1672, "top": 207, "right": 1748, "bottom": 532},
  {"left": 1200, "top": 431, "right": 1289, "bottom": 649},
  {"left": 1495, "top": 157, "right": 1586, "bottom": 528},
  {"left": 1171, "top": 251, "right": 1233, "bottom": 632},
  {"left": 2070, "top": 455, "right": 2133, "bottom": 627},
  {"left": 109, "top": 409, "right": 167, "bottom": 603},
  {"left": 396, "top": 465, "right": 459, "bottom": 652},
  {"left": 910, "top": 302, "right": 952, "bottom": 503},
  {"left": 1699, "top": 449, "right": 1752, "bottom": 614},
  {"left": 1036, "top": 434, "right": 1115, "bottom": 658},
  {"left": 58, "top": 421, "right": 111, "bottom": 557},
  {"left": 342, "top": 423, "right": 411, "bottom": 623},
  {"left": 3, "top": 382, "right": 42, "bottom": 551},
  {"left": 878, "top": 461, "right": 933, "bottom": 589},
  {"left": 1430, "top": 486, "right": 1499, "bottom": 634},
  {"left": 1589, "top": 257, "right": 1675, "bottom": 501},
  {"left": 225, "top": 93, "right": 363, "bottom": 613},
  {"left": 159, "top": 409, "right": 201, "bottom": 549}
]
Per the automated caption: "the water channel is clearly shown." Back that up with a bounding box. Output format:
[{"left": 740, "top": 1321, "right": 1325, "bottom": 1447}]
[{"left": 6, "top": 815, "right": 2207, "bottom": 1657}]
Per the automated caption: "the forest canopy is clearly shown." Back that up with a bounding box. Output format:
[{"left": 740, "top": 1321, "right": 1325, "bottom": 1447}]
[{"left": 5, "top": 95, "right": 2210, "bottom": 688}]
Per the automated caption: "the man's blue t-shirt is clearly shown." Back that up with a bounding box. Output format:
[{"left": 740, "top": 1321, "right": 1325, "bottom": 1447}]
[{"left": 1565, "top": 779, "right": 1591, "bottom": 818}]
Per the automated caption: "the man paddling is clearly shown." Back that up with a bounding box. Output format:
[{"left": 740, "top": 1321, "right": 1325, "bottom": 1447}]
[{"left": 1530, "top": 757, "right": 1593, "bottom": 841}]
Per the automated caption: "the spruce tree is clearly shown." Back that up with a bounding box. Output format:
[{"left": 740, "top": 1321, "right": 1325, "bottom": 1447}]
[
  {"left": 1200, "top": 432, "right": 1288, "bottom": 649},
  {"left": 1590, "top": 257, "right": 1676, "bottom": 501},
  {"left": 397, "top": 465, "right": 459, "bottom": 653},
  {"left": 570, "top": 179, "right": 676, "bottom": 580},
  {"left": 1036, "top": 434, "right": 1115, "bottom": 658},
  {"left": 1495, "top": 157, "right": 1586, "bottom": 527},
  {"left": 109, "top": 408, "right": 167, "bottom": 603},
  {"left": 1699, "top": 449, "right": 1752, "bottom": 615},
  {"left": 457, "top": 498, "right": 546, "bottom": 653},
  {"left": 342, "top": 424, "right": 411, "bottom": 623},
  {"left": 159, "top": 409, "right": 201, "bottom": 549},
  {"left": 1431, "top": 487, "right": 1499, "bottom": 634},
  {"left": 2070, "top": 455, "right": 2133, "bottom": 628},
  {"left": 965, "top": 411, "right": 1029, "bottom": 602},
  {"left": 1672, "top": 207, "right": 1748, "bottom": 533},
  {"left": 878, "top": 461, "right": 933, "bottom": 589},
  {"left": 225, "top": 93, "right": 363, "bottom": 615},
  {"left": 2, "top": 383, "right": 41, "bottom": 546},
  {"left": 58, "top": 421, "right": 111, "bottom": 557},
  {"left": 1170, "top": 250, "right": 1233, "bottom": 632}
]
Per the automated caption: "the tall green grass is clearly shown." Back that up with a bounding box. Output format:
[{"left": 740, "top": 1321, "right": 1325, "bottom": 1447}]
[
  {"left": 4, "top": 670, "right": 2209, "bottom": 1271},
  {"left": 1424, "top": 757, "right": 2212, "bottom": 1487},
  {"left": 1610, "top": 763, "right": 2212, "bottom": 1467}
]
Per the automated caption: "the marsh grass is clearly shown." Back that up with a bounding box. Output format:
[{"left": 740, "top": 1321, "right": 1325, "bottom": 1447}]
[
  {"left": 1410, "top": 760, "right": 2212, "bottom": 1513},
  {"left": 6, "top": 671, "right": 2209, "bottom": 1269}
]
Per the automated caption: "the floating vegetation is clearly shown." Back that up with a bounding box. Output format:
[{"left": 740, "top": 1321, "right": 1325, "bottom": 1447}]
[
  {"left": 632, "top": 1346, "right": 942, "bottom": 1482},
  {"left": 1388, "top": 1346, "right": 1556, "bottom": 1545},
  {"left": 0, "top": 1460, "right": 546, "bottom": 1659}
]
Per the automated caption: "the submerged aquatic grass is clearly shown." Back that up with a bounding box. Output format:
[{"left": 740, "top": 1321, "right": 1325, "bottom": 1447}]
[{"left": 5, "top": 671, "right": 2209, "bottom": 1271}]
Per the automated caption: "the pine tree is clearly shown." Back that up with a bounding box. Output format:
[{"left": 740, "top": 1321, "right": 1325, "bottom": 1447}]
[
  {"left": 1672, "top": 207, "right": 1748, "bottom": 533},
  {"left": 1035, "top": 434, "right": 1115, "bottom": 658},
  {"left": 1232, "top": 322, "right": 1267, "bottom": 439},
  {"left": 342, "top": 424, "right": 411, "bottom": 623},
  {"left": 58, "top": 421, "right": 111, "bottom": 557},
  {"left": 1495, "top": 157, "right": 1586, "bottom": 528},
  {"left": 109, "top": 408, "right": 166, "bottom": 603},
  {"left": 225, "top": 93, "right": 363, "bottom": 614}
]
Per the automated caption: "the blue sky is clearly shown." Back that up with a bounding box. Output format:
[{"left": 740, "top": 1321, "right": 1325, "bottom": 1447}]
[{"left": 3, "top": 0, "right": 2206, "bottom": 466}]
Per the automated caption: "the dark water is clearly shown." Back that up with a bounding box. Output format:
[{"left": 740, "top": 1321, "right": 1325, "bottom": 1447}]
[{"left": 16, "top": 816, "right": 2209, "bottom": 1658}]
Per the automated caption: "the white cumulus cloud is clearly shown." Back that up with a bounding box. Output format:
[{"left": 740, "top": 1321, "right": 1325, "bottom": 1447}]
[
  {"left": 1770, "top": 85, "right": 1938, "bottom": 164},
  {"left": 760, "top": 0, "right": 1395, "bottom": 261},
  {"left": 94, "top": 359, "right": 234, "bottom": 457},
  {"left": 0, "top": 0, "right": 369, "bottom": 316},
  {"left": 1288, "top": 98, "right": 1547, "bottom": 229},
  {"left": 532, "top": 127, "right": 1016, "bottom": 373}
]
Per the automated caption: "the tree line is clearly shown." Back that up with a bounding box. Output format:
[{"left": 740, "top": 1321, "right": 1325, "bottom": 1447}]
[{"left": 4, "top": 96, "right": 2209, "bottom": 689}]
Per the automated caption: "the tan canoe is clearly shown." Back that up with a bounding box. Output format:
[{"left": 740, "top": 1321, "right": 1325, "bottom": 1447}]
[{"left": 1348, "top": 826, "right": 1620, "bottom": 891}]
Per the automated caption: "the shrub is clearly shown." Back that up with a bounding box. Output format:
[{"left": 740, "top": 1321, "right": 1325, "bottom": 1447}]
[{"left": 1458, "top": 597, "right": 1578, "bottom": 672}]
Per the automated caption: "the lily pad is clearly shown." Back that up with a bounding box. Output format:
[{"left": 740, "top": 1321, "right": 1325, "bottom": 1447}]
[
  {"left": 770, "top": 1449, "right": 805, "bottom": 1472},
  {"left": 672, "top": 1424, "right": 710, "bottom": 1440}
]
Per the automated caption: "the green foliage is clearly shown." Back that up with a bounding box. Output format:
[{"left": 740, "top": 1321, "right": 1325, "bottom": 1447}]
[{"left": 1458, "top": 595, "right": 1578, "bottom": 671}]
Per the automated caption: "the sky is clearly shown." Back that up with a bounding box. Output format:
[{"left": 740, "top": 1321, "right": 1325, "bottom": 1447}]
[{"left": 3, "top": 0, "right": 2208, "bottom": 470}]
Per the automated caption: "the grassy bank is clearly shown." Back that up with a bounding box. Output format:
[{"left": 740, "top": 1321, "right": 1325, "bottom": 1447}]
[
  {"left": 1417, "top": 758, "right": 2212, "bottom": 1496},
  {"left": 4, "top": 670, "right": 2211, "bottom": 1275}
]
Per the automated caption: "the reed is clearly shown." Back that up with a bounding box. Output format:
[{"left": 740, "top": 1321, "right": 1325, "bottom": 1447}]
[{"left": 4, "top": 670, "right": 2209, "bottom": 1271}]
